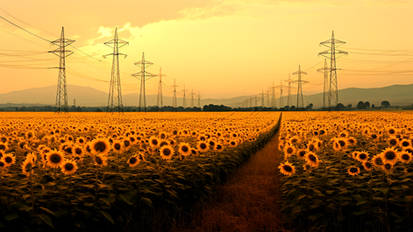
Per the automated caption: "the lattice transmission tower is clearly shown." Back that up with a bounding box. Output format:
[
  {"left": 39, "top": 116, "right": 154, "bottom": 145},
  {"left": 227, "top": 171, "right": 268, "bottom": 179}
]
[
  {"left": 132, "top": 52, "right": 156, "bottom": 111},
  {"left": 103, "top": 28, "right": 128, "bottom": 112},
  {"left": 182, "top": 85, "right": 186, "bottom": 107},
  {"left": 172, "top": 79, "right": 178, "bottom": 107},
  {"left": 285, "top": 74, "right": 293, "bottom": 107},
  {"left": 49, "top": 27, "right": 74, "bottom": 112},
  {"left": 317, "top": 58, "right": 329, "bottom": 108},
  {"left": 275, "top": 81, "right": 287, "bottom": 108},
  {"left": 292, "top": 65, "right": 308, "bottom": 108},
  {"left": 319, "top": 31, "right": 348, "bottom": 108},
  {"left": 157, "top": 68, "right": 166, "bottom": 108}
]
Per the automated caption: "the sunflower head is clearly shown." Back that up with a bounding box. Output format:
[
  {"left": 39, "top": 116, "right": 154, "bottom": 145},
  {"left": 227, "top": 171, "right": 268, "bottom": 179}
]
[
  {"left": 399, "top": 152, "right": 412, "bottom": 164},
  {"left": 178, "top": 143, "right": 191, "bottom": 156},
  {"left": 160, "top": 145, "right": 174, "bottom": 160},
  {"left": 47, "top": 151, "right": 64, "bottom": 168},
  {"left": 91, "top": 139, "right": 111, "bottom": 155},
  {"left": 347, "top": 166, "right": 360, "bottom": 176},
  {"left": 381, "top": 148, "right": 398, "bottom": 165},
  {"left": 127, "top": 155, "right": 140, "bottom": 167},
  {"left": 61, "top": 160, "right": 78, "bottom": 175},
  {"left": 278, "top": 161, "right": 295, "bottom": 176},
  {"left": 197, "top": 141, "right": 209, "bottom": 152}
]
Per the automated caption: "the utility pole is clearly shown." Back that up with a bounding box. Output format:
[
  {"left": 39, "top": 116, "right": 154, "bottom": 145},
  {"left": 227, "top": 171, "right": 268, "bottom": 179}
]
[
  {"left": 292, "top": 65, "right": 308, "bottom": 108},
  {"left": 157, "top": 68, "right": 166, "bottom": 108},
  {"left": 172, "top": 79, "right": 178, "bottom": 107},
  {"left": 285, "top": 74, "right": 293, "bottom": 107},
  {"left": 319, "top": 30, "right": 348, "bottom": 108},
  {"left": 317, "top": 58, "right": 329, "bottom": 108},
  {"left": 49, "top": 27, "right": 74, "bottom": 112},
  {"left": 103, "top": 27, "right": 128, "bottom": 112},
  {"left": 266, "top": 89, "right": 270, "bottom": 107},
  {"left": 132, "top": 52, "right": 156, "bottom": 111}
]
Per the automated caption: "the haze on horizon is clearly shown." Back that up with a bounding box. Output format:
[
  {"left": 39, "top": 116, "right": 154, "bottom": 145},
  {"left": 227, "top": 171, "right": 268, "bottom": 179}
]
[{"left": 0, "top": 0, "right": 412, "bottom": 99}]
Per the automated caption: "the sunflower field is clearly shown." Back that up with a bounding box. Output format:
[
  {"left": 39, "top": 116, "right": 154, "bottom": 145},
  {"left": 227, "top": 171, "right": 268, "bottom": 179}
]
[
  {"left": 0, "top": 112, "right": 281, "bottom": 232},
  {"left": 278, "top": 111, "right": 413, "bottom": 232}
]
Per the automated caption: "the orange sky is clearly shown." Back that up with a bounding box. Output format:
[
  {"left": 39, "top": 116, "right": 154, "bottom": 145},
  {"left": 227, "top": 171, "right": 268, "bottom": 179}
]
[{"left": 0, "top": 0, "right": 413, "bottom": 98}]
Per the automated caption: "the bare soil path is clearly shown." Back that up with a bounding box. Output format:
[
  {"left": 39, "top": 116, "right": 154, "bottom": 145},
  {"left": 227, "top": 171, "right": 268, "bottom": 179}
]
[{"left": 172, "top": 134, "right": 283, "bottom": 232}]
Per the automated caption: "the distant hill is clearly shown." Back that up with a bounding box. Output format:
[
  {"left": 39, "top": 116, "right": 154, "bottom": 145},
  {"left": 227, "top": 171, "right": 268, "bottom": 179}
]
[{"left": 0, "top": 84, "right": 412, "bottom": 108}]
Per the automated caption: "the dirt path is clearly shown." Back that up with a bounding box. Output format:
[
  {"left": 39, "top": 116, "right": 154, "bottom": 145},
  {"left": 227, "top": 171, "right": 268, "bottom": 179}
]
[{"left": 173, "top": 134, "right": 283, "bottom": 232}]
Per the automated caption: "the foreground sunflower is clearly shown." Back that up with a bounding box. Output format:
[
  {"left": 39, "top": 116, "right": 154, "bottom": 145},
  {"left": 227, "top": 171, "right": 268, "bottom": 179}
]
[
  {"left": 178, "top": 142, "right": 191, "bottom": 157},
  {"left": 60, "top": 160, "right": 78, "bottom": 175},
  {"left": 305, "top": 152, "right": 320, "bottom": 168},
  {"left": 381, "top": 147, "right": 398, "bottom": 165},
  {"left": 197, "top": 141, "right": 209, "bottom": 153},
  {"left": 47, "top": 150, "right": 64, "bottom": 168},
  {"left": 347, "top": 166, "right": 360, "bottom": 176},
  {"left": 278, "top": 161, "right": 295, "bottom": 176},
  {"left": 399, "top": 152, "right": 412, "bottom": 164},
  {"left": 21, "top": 159, "right": 35, "bottom": 177},
  {"left": 160, "top": 145, "right": 174, "bottom": 160},
  {"left": 2, "top": 153, "right": 16, "bottom": 167},
  {"left": 90, "top": 138, "right": 111, "bottom": 155},
  {"left": 127, "top": 155, "right": 140, "bottom": 167}
]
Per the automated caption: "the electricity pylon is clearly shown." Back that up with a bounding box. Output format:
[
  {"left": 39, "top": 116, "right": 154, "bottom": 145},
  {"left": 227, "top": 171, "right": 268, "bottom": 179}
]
[
  {"left": 317, "top": 58, "right": 329, "bottom": 108},
  {"left": 292, "top": 65, "right": 308, "bottom": 108},
  {"left": 285, "top": 74, "right": 293, "bottom": 107},
  {"left": 197, "top": 91, "right": 201, "bottom": 108},
  {"left": 261, "top": 89, "right": 265, "bottom": 107},
  {"left": 191, "top": 89, "right": 195, "bottom": 107},
  {"left": 275, "top": 81, "right": 287, "bottom": 108},
  {"left": 103, "top": 27, "right": 128, "bottom": 112},
  {"left": 132, "top": 52, "right": 156, "bottom": 111},
  {"left": 49, "top": 27, "right": 74, "bottom": 112},
  {"left": 319, "top": 30, "right": 348, "bottom": 108},
  {"left": 271, "top": 82, "right": 276, "bottom": 108},
  {"left": 157, "top": 68, "right": 166, "bottom": 108},
  {"left": 172, "top": 79, "right": 178, "bottom": 107},
  {"left": 182, "top": 85, "right": 186, "bottom": 107}
]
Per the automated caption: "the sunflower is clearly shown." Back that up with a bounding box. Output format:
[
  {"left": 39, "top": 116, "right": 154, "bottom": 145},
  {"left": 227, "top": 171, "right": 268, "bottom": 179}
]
[
  {"left": 21, "top": 159, "right": 35, "bottom": 177},
  {"left": 283, "top": 144, "right": 296, "bottom": 157},
  {"left": 362, "top": 161, "right": 372, "bottom": 171},
  {"left": 46, "top": 150, "right": 64, "bottom": 168},
  {"left": 382, "top": 163, "right": 393, "bottom": 174},
  {"left": 178, "top": 142, "right": 191, "bottom": 157},
  {"left": 387, "top": 137, "right": 398, "bottom": 147},
  {"left": 90, "top": 139, "right": 111, "bottom": 155},
  {"left": 93, "top": 154, "right": 108, "bottom": 167},
  {"left": 399, "top": 139, "right": 411, "bottom": 148},
  {"left": 297, "top": 149, "right": 307, "bottom": 159},
  {"left": 0, "top": 142, "right": 8, "bottom": 151},
  {"left": 229, "top": 140, "right": 238, "bottom": 147},
  {"left": 190, "top": 148, "right": 198, "bottom": 156},
  {"left": 60, "top": 160, "right": 78, "bottom": 175},
  {"left": 160, "top": 145, "right": 174, "bottom": 160},
  {"left": 127, "top": 155, "right": 140, "bottom": 167},
  {"left": 149, "top": 136, "right": 160, "bottom": 148},
  {"left": 381, "top": 147, "right": 398, "bottom": 165},
  {"left": 356, "top": 151, "right": 369, "bottom": 162},
  {"left": 372, "top": 155, "right": 384, "bottom": 167},
  {"left": 399, "top": 152, "right": 412, "bottom": 164},
  {"left": 347, "top": 166, "right": 360, "bottom": 176},
  {"left": 0, "top": 160, "right": 6, "bottom": 170},
  {"left": 60, "top": 142, "right": 74, "bottom": 156},
  {"left": 305, "top": 152, "right": 320, "bottom": 168},
  {"left": 347, "top": 137, "right": 357, "bottom": 146},
  {"left": 197, "top": 141, "right": 209, "bottom": 153},
  {"left": 73, "top": 146, "right": 84, "bottom": 157},
  {"left": 2, "top": 153, "right": 16, "bottom": 167},
  {"left": 123, "top": 139, "right": 131, "bottom": 150},
  {"left": 278, "top": 161, "right": 295, "bottom": 176},
  {"left": 112, "top": 141, "right": 123, "bottom": 153},
  {"left": 214, "top": 143, "right": 224, "bottom": 152}
]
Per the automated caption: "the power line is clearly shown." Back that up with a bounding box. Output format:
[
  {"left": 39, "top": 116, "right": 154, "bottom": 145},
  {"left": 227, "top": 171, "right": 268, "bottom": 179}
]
[{"left": 0, "top": 15, "right": 51, "bottom": 42}]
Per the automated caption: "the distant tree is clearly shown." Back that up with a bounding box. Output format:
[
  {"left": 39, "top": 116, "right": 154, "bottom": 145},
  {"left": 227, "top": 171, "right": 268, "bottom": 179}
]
[
  {"left": 306, "top": 103, "right": 313, "bottom": 110},
  {"left": 381, "top": 100, "right": 391, "bottom": 108},
  {"left": 365, "top": 101, "right": 370, "bottom": 108},
  {"left": 336, "top": 103, "right": 345, "bottom": 109},
  {"left": 347, "top": 104, "right": 352, "bottom": 108},
  {"left": 357, "top": 101, "right": 365, "bottom": 109}
]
